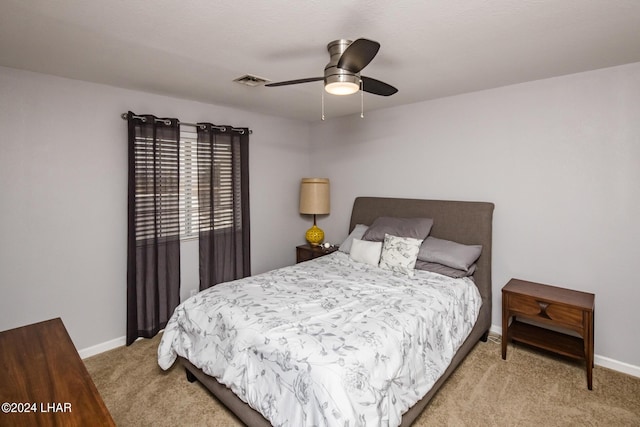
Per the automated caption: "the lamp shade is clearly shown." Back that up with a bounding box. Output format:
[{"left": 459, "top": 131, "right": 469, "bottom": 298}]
[{"left": 299, "top": 178, "right": 330, "bottom": 214}]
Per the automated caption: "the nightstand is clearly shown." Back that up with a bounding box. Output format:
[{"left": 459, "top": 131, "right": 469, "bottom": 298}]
[
  {"left": 296, "top": 244, "right": 338, "bottom": 263},
  {"left": 502, "top": 278, "right": 595, "bottom": 389}
]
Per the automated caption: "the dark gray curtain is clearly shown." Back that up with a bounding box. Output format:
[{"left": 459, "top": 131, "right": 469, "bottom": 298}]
[
  {"left": 196, "top": 124, "right": 250, "bottom": 290},
  {"left": 126, "top": 111, "right": 181, "bottom": 345}
]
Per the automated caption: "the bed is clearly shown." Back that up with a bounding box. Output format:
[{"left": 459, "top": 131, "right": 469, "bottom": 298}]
[{"left": 158, "top": 197, "right": 494, "bottom": 426}]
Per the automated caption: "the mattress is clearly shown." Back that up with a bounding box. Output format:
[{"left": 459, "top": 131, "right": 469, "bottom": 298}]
[{"left": 158, "top": 252, "right": 482, "bottom": 426}]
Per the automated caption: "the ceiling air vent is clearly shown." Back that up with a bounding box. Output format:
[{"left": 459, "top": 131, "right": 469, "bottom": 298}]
[{"left": 233, "top": 74, "right": 269, "bottom": 87}]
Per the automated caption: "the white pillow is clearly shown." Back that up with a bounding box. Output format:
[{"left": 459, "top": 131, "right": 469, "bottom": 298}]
[
  {"left": 339, "top": 224, "right": 369, "bottom": 254},
  {"left": 349, "top": 238, "right": 382, "bottom": 266},
  {"left": 379, "top": 233, "right": 423, "bottom": 277}
]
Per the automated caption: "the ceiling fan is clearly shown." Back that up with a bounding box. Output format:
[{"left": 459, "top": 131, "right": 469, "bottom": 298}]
[{"left": 265, "top": 38, "right": 398, "bottom": 97}]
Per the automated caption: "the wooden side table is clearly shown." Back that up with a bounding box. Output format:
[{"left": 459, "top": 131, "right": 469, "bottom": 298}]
[
  {"left": 501, "top": 278, "right": 595, "bottom": 389},
  {"left": 296, "top": 244, "right": 338, "bottom": 263}
]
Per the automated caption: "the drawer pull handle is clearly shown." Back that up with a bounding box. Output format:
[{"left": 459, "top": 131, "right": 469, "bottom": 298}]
[{"left": 537, "top": 301, "right": 551, "bottom": 319}]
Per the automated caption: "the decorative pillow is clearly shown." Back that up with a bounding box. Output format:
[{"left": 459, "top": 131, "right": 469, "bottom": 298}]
[
  {"left": 339, "top": 224, "right": 369, "bottom": 254},
  {"left": 415, "top": 260, "right": 477, "bottom": 278},
  {"left": 349, "top": 238, "right": 382, "bottom": 266},
  {"left": 362, "top": 217, "right": 433, "bottom": 242},
  {"left": 379, "top": 234, "right": 423, "bottom": 277},
  {"left": 418, "top": 237, "right": 482, "bottom": 272}
]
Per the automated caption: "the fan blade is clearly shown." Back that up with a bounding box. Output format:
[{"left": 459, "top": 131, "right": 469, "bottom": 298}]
[
  {"left": 337, "top": 38, "right": 380, "bottom": 73},
  {"left": 265, "top": 77, "right": 323, "bottom": 87},
  {"left": 361, "top": 76, "right": 398, "bottom": 96}
]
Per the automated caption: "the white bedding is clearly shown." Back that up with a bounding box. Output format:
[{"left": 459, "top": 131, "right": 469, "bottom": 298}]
[{"left": 158, "top": 251, "right": 482, "bottom": 427}]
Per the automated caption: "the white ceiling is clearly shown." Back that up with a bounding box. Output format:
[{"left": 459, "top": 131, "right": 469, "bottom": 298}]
[{"left": 1, "top": 0, "right": 640, "bottom": 122}]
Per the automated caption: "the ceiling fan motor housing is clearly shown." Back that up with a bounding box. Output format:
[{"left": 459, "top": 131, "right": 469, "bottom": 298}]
[{"left": 324, "top": 39, "right": 361, "bottom": 95}]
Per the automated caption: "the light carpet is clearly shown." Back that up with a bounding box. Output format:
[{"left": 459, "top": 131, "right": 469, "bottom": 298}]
[{"left": 83, "top": 334, "right": 640, "bottom": 426}]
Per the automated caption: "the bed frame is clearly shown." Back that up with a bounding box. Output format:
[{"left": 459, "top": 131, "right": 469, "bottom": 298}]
[{"left": 179, "top": 197, "right": 495, "bottom": 426}]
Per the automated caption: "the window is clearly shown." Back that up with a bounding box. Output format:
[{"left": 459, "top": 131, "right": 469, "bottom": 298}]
[
  {"left": 133, "top": 125, "right": 181, "bottom": 242},
  {"left": 179, "top": 125, "right": 240, "bottom": 240},
  {"left": 134, "top": 124, "right": 239, "bottom": 242}
]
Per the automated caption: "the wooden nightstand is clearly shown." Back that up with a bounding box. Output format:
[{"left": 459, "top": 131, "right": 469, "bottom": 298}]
[
  {"left": 502, "top": 278, "right": 595, "bottom": 389},
  {"left": 296, "top": 244, "right": 338, "bottom": 263}
]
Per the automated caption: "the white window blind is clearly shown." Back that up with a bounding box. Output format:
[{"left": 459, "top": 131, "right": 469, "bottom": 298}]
[
  {"left": 134, "top": 132, "right": 181, "bottom": 241},
  {"left": 134, "top": 124, "right": 239, "bottom": 242},
  {"left": 179, "top": 127, "right": 199, "bottom": 239},
  {"left": 195, "top": 128, "right": 239, "bottom": 234},
  {"left": 179, "top": 126, "right": 238, "bottom": 240}
]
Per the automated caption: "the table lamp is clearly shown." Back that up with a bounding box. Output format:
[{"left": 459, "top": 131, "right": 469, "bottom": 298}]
[{"left": 299, "top": 178, "right": 330, "bottom": 246}]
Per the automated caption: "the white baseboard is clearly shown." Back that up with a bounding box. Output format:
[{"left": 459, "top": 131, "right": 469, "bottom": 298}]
[
  {"left": 78, "top": 335, "right": 126, "bottom": 359},
  {"left": 489, "top": 324, "right": 502, "bottom": 336},
  {"left": 594, "top": 355, "right": 640, "bottom": 378},
  {"left": 490, "top": 324, "right": 640, "bottom": 379}
]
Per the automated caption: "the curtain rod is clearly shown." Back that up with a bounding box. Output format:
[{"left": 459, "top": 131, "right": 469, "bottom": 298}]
[{"left": 121, "top": 113, "right": 252, "bottom": 134}]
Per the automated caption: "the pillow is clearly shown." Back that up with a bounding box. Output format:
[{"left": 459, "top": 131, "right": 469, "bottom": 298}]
[
  {"left": 415, "top": 260, "right": 477, "bottom": 278},
  {"left": 379, "top": 234, "right": 423, "bottom": 277},
  {"left": 339, "top": 224, "right": 369, "bottom": 254},
  {"left": 362, "top": 217, "right": 433, "bottom": 242},
  {"left": 349, "top": 238, "right": 382, "bottom": 266},
  {"left": 418, "top": 236, "right": 482, "bottom": 272}
]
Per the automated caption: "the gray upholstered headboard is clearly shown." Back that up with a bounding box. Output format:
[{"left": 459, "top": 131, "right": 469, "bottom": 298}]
[{"left": 349, "top": 197, "right": 495, "bottom": 332}]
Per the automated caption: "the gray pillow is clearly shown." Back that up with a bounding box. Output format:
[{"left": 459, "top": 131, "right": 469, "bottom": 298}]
[
  {"left": 362, "top": 217, "right": 433, "bottom": 242},
  {"left": 338, "top": 224, "right": 369, "bottom": 254},
  {"left": 415, "top": 260, "right": 476, "bottom": 278},
  {"left": 418, "top": 237, "right": 482, "bottom": 272}
]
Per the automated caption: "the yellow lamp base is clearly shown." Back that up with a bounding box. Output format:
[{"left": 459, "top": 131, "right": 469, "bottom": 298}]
[{"left": 305, "top": 224, "right": 324, "bottom": 246}]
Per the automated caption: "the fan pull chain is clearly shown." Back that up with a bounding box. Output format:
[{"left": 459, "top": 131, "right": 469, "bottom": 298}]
[
  {"left": 321, "top": 89, "right": 325, "bottom": 121},
  {"left": 360, "top": 81, "right": 364, "bottom": 118}
]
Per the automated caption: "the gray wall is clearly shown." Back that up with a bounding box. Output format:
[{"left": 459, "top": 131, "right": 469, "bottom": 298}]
[
  {"left": 310, "top": 62, "right": 640, "bottom": 369},
  {"left": 1, "top": 61, "right": 639, "bottom": 372},
  {"left": 0, "top": 66, "right": 310, "bottom": 351}
]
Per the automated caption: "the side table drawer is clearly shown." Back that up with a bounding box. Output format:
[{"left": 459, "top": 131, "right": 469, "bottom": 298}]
[
  {"left": 296, "top": 248, "right": 314, "bottom": 263},
  {"left": 545, "top": 304, "right": 584, "bottom": 329},
  {"left": 508, "top": 293, "right": 542, "bottom": 316},
  {"left": 508, "top": 293, "right": 584, "bottom": 330}
]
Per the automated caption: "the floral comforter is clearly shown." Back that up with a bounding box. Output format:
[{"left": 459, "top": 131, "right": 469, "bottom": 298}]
[{"left": 158, "top": 252, "right": 482, "bottom": 427}]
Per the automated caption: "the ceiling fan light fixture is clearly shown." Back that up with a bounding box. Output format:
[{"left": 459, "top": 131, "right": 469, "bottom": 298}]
[
  {"left": 325, "top": 74, "right": 360, "bottom": 95},
  {"left": 325, "top": 81, "right": 360, "bottom": 95}
]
